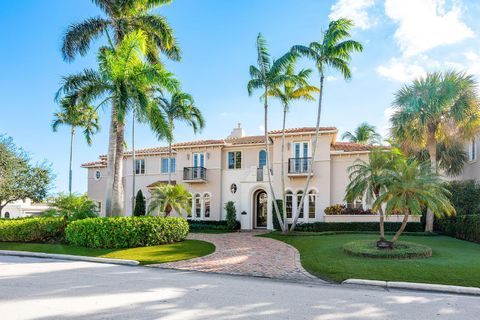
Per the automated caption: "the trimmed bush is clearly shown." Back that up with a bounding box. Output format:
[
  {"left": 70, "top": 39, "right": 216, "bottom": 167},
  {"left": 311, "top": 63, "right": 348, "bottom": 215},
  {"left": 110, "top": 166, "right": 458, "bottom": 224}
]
[
  {"left": 272, "top": 200, "right": 284, "bottom": 230},
  {"left": 133, "top": 190, "right": 146, "bottom": 216},
  {"left": 224, "top": 201, "right": 238, "bottom": 230},
  {"left": 0, "top": 217, "right": 64, "bottom": 242},
  {"left": 65, "top": 216, "right": 189, "bottom": 249},
  {"left": 293, "top": 221, "right": 424, "bottom": 233},
  {"left": 436, "top": 215, "right": 480, "bottom": 243},
  {"left": 343, "top": 240, "right": 432, "bottom": 259},
  {"left": 187, "top": 219, "right": 240, "bottom": 231},
  {"left": 444, "top": 180, "right": 480, "bottom": 216}
]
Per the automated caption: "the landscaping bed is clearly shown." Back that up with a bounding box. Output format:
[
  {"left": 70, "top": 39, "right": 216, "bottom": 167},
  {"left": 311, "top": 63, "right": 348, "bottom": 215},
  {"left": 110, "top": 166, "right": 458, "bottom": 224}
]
[
  {"left": 343, "top": 240, "right": 432, "bottom": 259},
  {"left": 265, "top": 233, "right": 480, "bottom": 287}
]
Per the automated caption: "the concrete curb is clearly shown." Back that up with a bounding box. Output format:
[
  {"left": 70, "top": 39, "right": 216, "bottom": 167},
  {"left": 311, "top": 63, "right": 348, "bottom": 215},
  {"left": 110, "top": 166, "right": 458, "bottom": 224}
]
[
  {"left": 0, "top": 250, "right": 140, "bottom": 266},
  {"left": 342, "top": 279, "right": 480, "bottom": 296}
]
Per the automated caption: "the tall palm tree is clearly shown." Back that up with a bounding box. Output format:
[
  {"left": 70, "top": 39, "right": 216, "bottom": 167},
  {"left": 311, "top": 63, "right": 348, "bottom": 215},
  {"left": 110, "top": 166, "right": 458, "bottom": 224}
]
[
  {"left": 342, "top": 122, "right": 381, "bottom": 144},
  {"left": 148, "top": 184, "right": 192, "bottom": 216},
  {"left": 57, "top": 31, "right": 178, "bottom": 215},
  {"left": 156, "top": 91, "right": 205, "bottom": 184},
  {"left": 290, "top": 18, "right": 363, "bottom": 231},
  {"left": 391, "top": 71, "right": 480, "bottom": 231},
  {"left": 267, "top": 62, "right": 319, "bottom": 231},
  {"left": 247, "top": 33, "right": 297, "bottom": 233},
  {"left": 412, "top": 141, "right": 468, "bottom": 177},
  {"left": 62, "top": 0, "right": 181, "bottom": 216},
  {"left": 345, "top": 148, "right": 401, "bottom": 242},
  {"left": 52, "top": 97, "right": 99, "bottom": 195},
  {"left": 373, "top": 158, "right": 455, "bottom": 245}
]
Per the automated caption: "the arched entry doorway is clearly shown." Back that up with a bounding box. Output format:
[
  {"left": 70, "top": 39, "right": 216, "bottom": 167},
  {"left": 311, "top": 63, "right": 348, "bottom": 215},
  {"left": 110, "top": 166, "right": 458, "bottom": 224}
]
[{"left": 253, "top": 189, "right": 268, "bottom": 228}]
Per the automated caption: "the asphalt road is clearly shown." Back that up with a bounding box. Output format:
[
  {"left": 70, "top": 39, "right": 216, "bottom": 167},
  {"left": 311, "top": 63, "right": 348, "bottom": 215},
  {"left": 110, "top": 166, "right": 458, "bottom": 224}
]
[{"left": 0, "top": 255, "right": 478, "bottom": 320}]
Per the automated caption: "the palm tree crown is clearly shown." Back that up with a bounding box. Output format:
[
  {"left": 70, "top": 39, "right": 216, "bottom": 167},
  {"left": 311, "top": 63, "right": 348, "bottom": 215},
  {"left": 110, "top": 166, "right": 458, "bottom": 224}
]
[
  {"left": 342, "top": 122, "right": 381, "bottom": 145},
  {"left": 148, "top": 184, "right": 192, "bottom": 216}
]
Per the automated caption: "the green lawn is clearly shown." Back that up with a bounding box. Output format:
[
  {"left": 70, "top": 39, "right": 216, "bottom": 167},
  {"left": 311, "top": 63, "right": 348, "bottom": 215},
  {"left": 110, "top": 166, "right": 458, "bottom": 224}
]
[
  {"left": 0, "top": 240, "right": 215, "bottom": 265},
  {"left": 265, "top": 233, "right": 480, "bottom": 287}
]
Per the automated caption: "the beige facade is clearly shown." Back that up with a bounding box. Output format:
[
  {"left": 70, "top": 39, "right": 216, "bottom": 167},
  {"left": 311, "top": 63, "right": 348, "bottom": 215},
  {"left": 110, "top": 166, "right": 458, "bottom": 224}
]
[
  {"left": 82, "top": 125, "right": 373, "bottom": 230},
  {"left": 459, "top": 137, "right": 480, "bottom": 180}
]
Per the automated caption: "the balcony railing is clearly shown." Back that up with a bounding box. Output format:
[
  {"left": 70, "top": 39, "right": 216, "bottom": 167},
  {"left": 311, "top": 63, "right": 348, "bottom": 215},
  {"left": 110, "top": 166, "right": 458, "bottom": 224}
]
[
  {"left": 288, "top": 157, "right": 312, "bottom": 174},
  {"left": 183, "top": 167, "right": 207, "bottom": 181}
]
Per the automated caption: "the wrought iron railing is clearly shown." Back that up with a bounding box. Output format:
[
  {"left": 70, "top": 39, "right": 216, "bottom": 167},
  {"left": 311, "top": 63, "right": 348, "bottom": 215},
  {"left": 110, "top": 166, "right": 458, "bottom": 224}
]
[
  {"left": 183, "top": 167, "right": 207, "bottom": 181},
  {"left": 288, "top": 157, "right": 312, "bottom": 174}
]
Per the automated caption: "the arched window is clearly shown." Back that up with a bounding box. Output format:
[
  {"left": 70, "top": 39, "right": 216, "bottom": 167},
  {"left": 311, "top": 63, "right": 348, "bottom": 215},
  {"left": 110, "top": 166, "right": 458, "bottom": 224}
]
[
  {"left": 194, "top": 194, "right": 202, "bottom": 218},
  {"left": 258, "top": 150, "right": 267, "bottom": 168},
  {"left": 296, "top": 191, "right": 304, "bottom": 219},
  {"left": 4, "top": 212, "right": 10, "bottom": 219},
  {"left": 286, "top": 191, "right": 293, "bottom": 218},
  {"left": 308, "top": 190, "right": 317, "bottom": 219},
  {"left": 204, "top": 193, "right": 211, "bottom": 218}
]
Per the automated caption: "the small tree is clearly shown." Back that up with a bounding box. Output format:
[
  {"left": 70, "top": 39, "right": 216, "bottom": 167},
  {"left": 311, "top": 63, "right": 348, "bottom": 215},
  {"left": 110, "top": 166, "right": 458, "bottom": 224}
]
[
  {"left": 43, "top": 193, "right": 97, "bottom": 222},
  {"left": 133, "top": 190, "right": 146, "bottom": 216},
  {"left": 148, "top": 184, "right": 191, "bottom": 217},
  {"left": 225, "top": 201, "right": 237, "bottom": 230}
]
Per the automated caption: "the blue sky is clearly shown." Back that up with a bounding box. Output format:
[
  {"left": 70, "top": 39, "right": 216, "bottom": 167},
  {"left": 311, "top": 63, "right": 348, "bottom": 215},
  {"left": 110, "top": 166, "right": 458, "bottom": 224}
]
[{"left": 2, "top": 0, "right": 480, "bottom": 194}]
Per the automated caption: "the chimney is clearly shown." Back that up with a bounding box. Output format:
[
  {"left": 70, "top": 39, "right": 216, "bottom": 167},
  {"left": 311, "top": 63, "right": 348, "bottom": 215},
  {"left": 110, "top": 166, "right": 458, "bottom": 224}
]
[{"left": 227, "top": 123, "right": 245, "bottom": 139}]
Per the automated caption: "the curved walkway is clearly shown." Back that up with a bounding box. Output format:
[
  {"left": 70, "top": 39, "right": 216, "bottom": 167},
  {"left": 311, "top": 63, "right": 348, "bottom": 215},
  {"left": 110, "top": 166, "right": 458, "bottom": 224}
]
[{"left": 152, "top": 232, "right": 320, "bottom": 282}]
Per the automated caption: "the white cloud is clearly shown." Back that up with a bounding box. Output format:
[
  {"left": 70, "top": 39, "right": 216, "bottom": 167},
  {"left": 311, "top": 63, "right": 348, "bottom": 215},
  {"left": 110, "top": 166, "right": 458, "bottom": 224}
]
[
  {"left": 258, "top": 125, "right": 265, "bottom": 133},
  {"left": 385, "top": 0, "right": 474, "bottom": 57},
  {"left": 329, "top": 0, "right": 376, "bottom": 30},
  {"left": 380, "top": 107, "right": 396, "bottom": 139},
  {"left": 376, "top": 58, "right": 426, "bottom": 82},
  {"left": 325, "top": 76, "right": 338, "bottom": 82}
]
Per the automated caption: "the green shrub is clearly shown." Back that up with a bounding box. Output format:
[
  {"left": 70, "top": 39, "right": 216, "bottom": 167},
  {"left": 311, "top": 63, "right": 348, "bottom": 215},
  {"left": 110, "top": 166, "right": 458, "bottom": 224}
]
[
  {"left": 324, "top": 204, "right": 344, "bottom": 215},
  {"left": 443, "top": 180, "right": 480, "bottom": 215},
  {"left": 0, "top": 217, "right": 64, "bottom": 242},
  {"left": 436, "top": 214, "right": 480, "bottom": 243},
  {"left": 187, "top": 219, "right": 240, "bottom": 231},
  {"left": 133, "top": 190, "right": 146, "bottom": 216},
  {"left": 224, "top": 201, "right": 238, "bottom": 230},
  {"left": 343, "top": 240, "right": 432, "bottom": 259},
  {"left": 42, "top": 193, "right": 98, "bottom": 221},
  {"left": 272, "top": 200, "right": 284, "bottom": 230},
  {"left": 65, "top": 216, "right": 189, "bottom": 248},
  {"left": 293, "top": 221, "right": 424, "bottom": 233}
]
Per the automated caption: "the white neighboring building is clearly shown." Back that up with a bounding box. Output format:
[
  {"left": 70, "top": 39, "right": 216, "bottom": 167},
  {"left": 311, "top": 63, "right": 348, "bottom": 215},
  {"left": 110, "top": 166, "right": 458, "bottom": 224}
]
[{"left": 1, "top": 199, "right": 50, "bottom": 219}]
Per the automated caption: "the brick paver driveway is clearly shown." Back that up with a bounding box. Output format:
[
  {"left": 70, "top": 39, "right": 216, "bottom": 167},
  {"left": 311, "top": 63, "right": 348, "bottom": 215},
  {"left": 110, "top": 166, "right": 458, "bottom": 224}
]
[{"left": 151, "top": 232, "right": 320, "bottom": 282}]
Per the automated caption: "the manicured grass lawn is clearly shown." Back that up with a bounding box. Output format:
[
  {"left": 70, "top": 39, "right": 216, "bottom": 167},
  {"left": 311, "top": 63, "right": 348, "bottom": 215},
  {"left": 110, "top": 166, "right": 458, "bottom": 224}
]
[
  {"left": 0, "top": 240, "right": 215, "bottom": 265},
  {"left": 265, "top": 233, "right": 480, "bottom": 287}
]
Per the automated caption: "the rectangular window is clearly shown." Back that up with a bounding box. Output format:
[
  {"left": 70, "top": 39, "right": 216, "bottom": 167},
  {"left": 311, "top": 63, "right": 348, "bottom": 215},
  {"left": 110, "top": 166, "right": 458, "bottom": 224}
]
[
  {"left": 135, "top": 159, "right": 145, "bottom": 174},
  {"left": 161, "top": 158, "right": 176, "bottom": 173},
  {"left": 469, "top": 139, "right": 477, "bottom": 161},
  {"left": 228, "top": 151, "right": 242, "bottom": 169}
]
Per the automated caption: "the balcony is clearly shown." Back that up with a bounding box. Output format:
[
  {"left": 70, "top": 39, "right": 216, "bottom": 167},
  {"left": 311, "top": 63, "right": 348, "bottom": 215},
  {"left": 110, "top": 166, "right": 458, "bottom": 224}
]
[
  {"left": 288, "top": 157, "right": 312, "bottom": 176},
  {"left": 183, "top": 167, "right": 207, "bottom": 182}
]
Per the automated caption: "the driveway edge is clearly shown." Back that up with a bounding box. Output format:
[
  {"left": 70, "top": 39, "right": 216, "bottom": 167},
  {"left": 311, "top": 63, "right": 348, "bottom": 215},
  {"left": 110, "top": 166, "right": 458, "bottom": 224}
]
[
  {"left": 0, "top": 250, "right": 139, "bottom": 266},
  {"left": 342, "top": 279, "right": 480, "bottom": 296}
]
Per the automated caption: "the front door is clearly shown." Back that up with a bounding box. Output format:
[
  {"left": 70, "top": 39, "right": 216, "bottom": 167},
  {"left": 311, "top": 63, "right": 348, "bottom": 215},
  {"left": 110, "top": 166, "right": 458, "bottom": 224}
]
[{"left": 255, "top": 190, "right": 268, "bottom": 228}]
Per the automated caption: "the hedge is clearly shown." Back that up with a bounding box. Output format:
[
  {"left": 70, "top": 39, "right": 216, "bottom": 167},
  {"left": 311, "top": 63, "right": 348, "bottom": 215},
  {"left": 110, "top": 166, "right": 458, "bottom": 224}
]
[
  {"left": 66, "top": 216, "right": 189, "bottom": 249},
  {"left": 187, "top": 219, "right": 240, "bottom": 231},
  {"left": 436, "top": 215, "right": 480, "bottom": 243},
  {"left": 290, "top": 221, "right": 424, "bottom": 233},
  {"left": 0, "top": 217, "right": 64, "bottom": 242}
]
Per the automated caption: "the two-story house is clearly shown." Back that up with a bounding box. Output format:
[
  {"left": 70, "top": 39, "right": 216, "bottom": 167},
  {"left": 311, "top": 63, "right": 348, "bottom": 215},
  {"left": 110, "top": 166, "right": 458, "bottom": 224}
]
[{"left": 81, "top": 125, "right": 373, "bottom": 230}]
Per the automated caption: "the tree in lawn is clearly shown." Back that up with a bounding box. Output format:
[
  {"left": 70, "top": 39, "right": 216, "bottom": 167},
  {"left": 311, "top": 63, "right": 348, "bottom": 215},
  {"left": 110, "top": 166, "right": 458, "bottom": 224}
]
[
  {"left": 52, "top": 97, "right": 99, "bottom": 195},
  {"left": 345, "top": 148, "right": 401, "bottom": 244},
  {"left": 134, "top": 190, "right": 146, "bottom": 216},
  {"left": 373, "top": 157, "right": 455, "bottom": 246},
  {"left": 342, "top": 122, "right": 381, "bottom": 145},
  {"left": 147, "top": 184, "right": 191, "bottom": 216},
  {"left": 412, "top": 141, "right": 469, "bottom": 177},
  {"left": 58, "top": 31, "right": 178, "bottom": 215},
  {"left": 290, "top": 18, "right": 363, "bottom": 232},
  {"left": 62, "top": 0, "right": 181, "bottom": 217},
  {"left": 247, "top": 33, "right": 297, "bottom": 232},
  {"left": 155, "top": 91, "right": 205, "bottom": 184},
  {"left": 0, "top": 136, "right": 52, "bottom": 216},
  {"left": 42, "top": 193, "right": 98, "bottom": 222},
  {"left": 391, "top": 71, "right": 480, "bottom": 232},
  {"left": 267, "top": 61, "right": 319, "bottom": 231},
  {"left": 224, "top": 201, "right": 237, "bottom": 230}
]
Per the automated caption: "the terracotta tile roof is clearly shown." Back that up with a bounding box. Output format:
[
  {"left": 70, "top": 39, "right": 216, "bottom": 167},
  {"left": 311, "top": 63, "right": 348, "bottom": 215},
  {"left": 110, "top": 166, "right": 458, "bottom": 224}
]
[
  {"left": 172, "top": 139, "right": 225, "bottom": 148},
  {"left": 123, "top": 147, "right": 169, "bottom": 156},
  {"left": 269, "top": 127, "right": 337, "bottom": 135},
  {"left": 331, "top": 142, "right": 375, "bottom": 152},
  {"left": 225, "top": 135, "right": 266, "bottom": 145},
  {"left": 80, "top": 160, "right": 107, "bottom": 168}
]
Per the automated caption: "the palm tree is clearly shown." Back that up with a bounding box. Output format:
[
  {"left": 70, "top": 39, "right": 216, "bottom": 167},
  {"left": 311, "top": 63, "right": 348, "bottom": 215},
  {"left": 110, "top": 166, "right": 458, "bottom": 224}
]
[
  {"left": 52, "top": 97, "right": 99, "bottom": 195},
  {"left": 412, "top": 141, "right": 468, "bottom": 177},
  {"left": 342, "top": 122, "right": 381, "bottom": 144},
  {"left": 373, "top": 158, "right": 455, "bottom": 245},
  {"left": 156, "top": 91, "right": 205, "bottom": 184},
  {"left": 62, "top": 0, "right": 181, "bottom": 217},
  {"left": 247, "top": 33, "right": 297, "bottom": 232},
  {"left": 267, "top": 62, "right": 319, "bottom": 231},
  {"left": 57, "top": 31, "right": 178, "bottom": 215},
  {"left": 148, "top": 184, "right": 192, "bottom": 216},
  {"left": 290, "top": 18, "right": 363, "bottom": 231},
  {"left": 391, "top": 71, "right": 480, "bottom": 231},
  {"left": 345, "top": 148, "right": 401, "bottom": 242}
]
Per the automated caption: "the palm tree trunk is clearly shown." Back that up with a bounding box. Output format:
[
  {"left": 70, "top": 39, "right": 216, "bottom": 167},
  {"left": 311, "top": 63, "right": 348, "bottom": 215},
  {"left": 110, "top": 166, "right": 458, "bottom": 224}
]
[
  {"left": 379, "top": 207, "right": 385, "bottom": 241},
  {"left": 112, "top": 121, "right": 125, "bottom": 216},
  {"left": 168, "top": 118, "right": 173, "bottom": 185},
  {"left": 290, "top": 74, "right": 324, "bottom": 232},
  {"left": 281, "top": 105, "right": 288, "bottom": 233},
  {"left": 131, "top": 110, "right": 136, "bottom": 216},
  {"left": 263, "top": 88, "right": 284, "bottom": 232},
  {"left": 425, "top": 136, "right": 437, "bottom": 232},
  {"left": 391, "top": 209, "right": 410, "bottom": 244},
  {"left": 105, "top": 107, "right": 117, "bottom": 216},
  {"left": 68, "top": 126, "right": 75, "bottom": 195}
]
